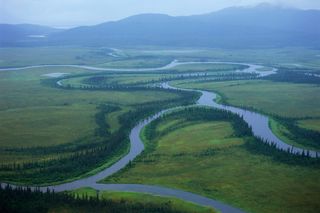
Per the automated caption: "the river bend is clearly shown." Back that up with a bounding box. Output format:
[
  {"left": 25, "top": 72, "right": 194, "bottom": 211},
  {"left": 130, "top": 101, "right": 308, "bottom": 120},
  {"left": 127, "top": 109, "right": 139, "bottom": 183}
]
[{"left": 1, "top": 60, "right": 318, "bottom": 213}]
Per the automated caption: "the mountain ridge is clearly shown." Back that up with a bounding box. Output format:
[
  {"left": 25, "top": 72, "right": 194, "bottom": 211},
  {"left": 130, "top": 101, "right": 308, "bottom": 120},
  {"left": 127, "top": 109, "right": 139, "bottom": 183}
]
[{"left": 1, "top": 3, "right": 320, "bottom": 48}]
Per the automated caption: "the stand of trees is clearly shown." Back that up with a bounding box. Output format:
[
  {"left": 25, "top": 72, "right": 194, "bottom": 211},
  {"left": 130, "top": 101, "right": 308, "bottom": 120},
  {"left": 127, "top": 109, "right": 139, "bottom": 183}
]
[
  {"left": 264, "top": 68, "right": 320, "bottom": 84},
  {"left": 81, "top": 72, "right": 257, "bottom": 88},
  {"left": 0, "top": 185, "right": 192, "bottom": 213},
  {"left": 95, "top": 105, "right": 120, "bottom": 137},
  {"left": 188, "top": 73, "right": 258, "bottom": 84},
  {"left": 41, "top": 69, "right": 258, "bottom": 91},
  {"left": 271, "top": 117, "right": 320, "bottom": 150},
  {"left": 244, "top": 137, "right": 320, "bottom": 168}
]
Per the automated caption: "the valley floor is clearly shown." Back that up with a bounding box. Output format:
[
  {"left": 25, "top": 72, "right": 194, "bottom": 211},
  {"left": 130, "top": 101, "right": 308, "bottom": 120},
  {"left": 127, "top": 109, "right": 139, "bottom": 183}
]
[{"left": 0, "top": 46, "right": 319, "bottom": 212}]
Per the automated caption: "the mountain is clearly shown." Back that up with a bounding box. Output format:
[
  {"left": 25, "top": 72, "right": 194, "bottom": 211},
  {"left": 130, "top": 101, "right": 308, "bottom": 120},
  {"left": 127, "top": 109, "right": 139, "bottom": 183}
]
[
  {"left": 1, "top": 4, "right": 320, "bottom": 48},
  {"left": 0, "top": 24, "right": 61, "bottom": 46}
]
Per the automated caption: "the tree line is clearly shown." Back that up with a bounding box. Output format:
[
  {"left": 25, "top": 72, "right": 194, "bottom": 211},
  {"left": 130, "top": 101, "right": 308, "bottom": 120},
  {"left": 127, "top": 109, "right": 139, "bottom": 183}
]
[
  {"left": 264, "top": 68, "right": 320, "bottom": 84},
  {"left": 81, "top": 72, "right": 257, "bottom": 88},
  {"left": 0, "top": 185, "right": 195, "bottom": 213}
]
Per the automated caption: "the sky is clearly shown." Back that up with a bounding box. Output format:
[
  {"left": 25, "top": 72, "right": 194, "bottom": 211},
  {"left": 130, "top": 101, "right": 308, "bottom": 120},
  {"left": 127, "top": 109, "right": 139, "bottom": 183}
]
[{"left": 1, "top": 0, "right": 320, "bottom": 28}]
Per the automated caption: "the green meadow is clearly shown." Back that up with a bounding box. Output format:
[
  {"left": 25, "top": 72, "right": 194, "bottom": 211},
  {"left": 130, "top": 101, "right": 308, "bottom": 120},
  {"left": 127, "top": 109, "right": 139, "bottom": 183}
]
[
  {"left": 0, "top": 47, "right": 111, "bottom": 67},
  {"left": 172, "top": 80, "right": 320, "bottom": 118},
  {"left": 2, "top": 46, "right": 320, "bottom": 69},
  {"left": 298, "top": 119, "right": 320, "bottom": 132},
  {"left": 103, "top": 109, "right": 320, "bottom": 213},
  {"left": 0, "top": 62, "right": 188, "bottom": 183},
  {"left": 0, "top": 105, "right": 97, "bottom": 148},
  {"left": 0, "top": 46, "right": 319, "bottom": 212},
  {"left": 123, "top": 47, "right": 320, "bottom": 69}
]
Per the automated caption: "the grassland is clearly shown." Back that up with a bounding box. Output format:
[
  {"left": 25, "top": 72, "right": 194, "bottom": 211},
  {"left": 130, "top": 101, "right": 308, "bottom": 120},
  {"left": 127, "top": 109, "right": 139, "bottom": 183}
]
[
  {"left": 0, "top": 47, "right": 116, "bottom": 67},
  {"left": 0, "top": 67, "right": 180, "bottom": 150},
  {"left": 297, "top": 119, "right": 320, "bottom": 132},
  {"left": 2, "top": 46, "right": 319, "bottom": 70},
  {"left": 124, "top": 47, "right": 320, "bottom": 69},
  {"left": 70, "top": 188, "right": 216, "bottom": 213},
  {"left": 1, "top": 46, "right": 319, "bottom": 211},
  {"left": 0, "top": 75, "right": 179, "bottom": 110},
  {"left": 0, "top": 105, "right": 97, "bottom": 148},
  {"left": 60, "top": 63, "right": 249, "bottom": 88},
  {"left": 173, "top": 79, "right": 320, "bottom": 118},
  {"left": 0, "top": 63, "right": 186, "bottom": 184},
  {"left": 103, "top": 110, "right": 320, "bottom": 213},
  {"left": 0, "top": 47, "right": 173, "bottom": 69}
]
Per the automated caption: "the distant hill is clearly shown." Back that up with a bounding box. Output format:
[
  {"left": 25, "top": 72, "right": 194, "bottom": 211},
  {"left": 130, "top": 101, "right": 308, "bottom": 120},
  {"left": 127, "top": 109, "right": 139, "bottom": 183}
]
[
  {"left": 1, "top": 3, "right": 320, "bottom": 48},
  {"left": 0, "top": 24, "right": 61, "bottom": 46}
]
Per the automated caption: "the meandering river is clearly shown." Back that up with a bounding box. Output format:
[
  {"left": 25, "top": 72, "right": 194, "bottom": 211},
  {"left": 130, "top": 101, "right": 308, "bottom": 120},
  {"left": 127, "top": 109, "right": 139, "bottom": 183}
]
[{"left": 1, "top": 61, "right": 318, "bottom": 213}]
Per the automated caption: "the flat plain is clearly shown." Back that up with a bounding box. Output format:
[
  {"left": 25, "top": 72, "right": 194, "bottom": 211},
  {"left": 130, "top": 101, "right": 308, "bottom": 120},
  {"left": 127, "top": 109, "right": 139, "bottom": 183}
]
[{"left": 0, "top": 46, "right": 319, "bottom": 213}]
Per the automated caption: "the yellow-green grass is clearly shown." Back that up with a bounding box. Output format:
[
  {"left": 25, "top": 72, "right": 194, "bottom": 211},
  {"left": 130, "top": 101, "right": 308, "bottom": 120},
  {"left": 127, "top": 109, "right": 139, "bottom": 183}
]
[
  {"left": 0, "top": 69, "right": 180, "bottom": 111},
  {"left": 0, "top": 67, "right": 181, "bottom": 167},
  {"left": 0, "top": 105, "right": 97, "bottom": 148},
  {"left": 0, "top": 67, "right": 182, "bottom": 135},
  {"left": 0, "top": 80, "right": 179, "bottom": 110},
  {"left": 158, "top": 122, "right": 242, "bottom": 153},
  {"left": 0, "top": 66, "right": 97, "bottom": 82},
  {"left": 297, "top": 119, "right": 320, "bottom": 132},
  {"left": 173, "top": 80, "right": 320, "bottom": 118},
  {"left": 0, "top": 47, "right": 120, "bottom": 67},
  {"left": 70, "top": 187, "right": 216, "bottom": 213},
  {"left": 103, "top": 120, "right": 320, "bottom": 213},
  {"left": 156, "top": 118, "right": 185, "bottom": 132},
  {"left": 0, "top": 103, "right": 102, "bottom": 165}
]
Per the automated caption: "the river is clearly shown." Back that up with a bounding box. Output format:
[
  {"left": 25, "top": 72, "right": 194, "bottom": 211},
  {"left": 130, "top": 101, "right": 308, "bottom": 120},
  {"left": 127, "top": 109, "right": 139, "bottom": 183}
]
[{"left": 1, "top": 60, "right": 318, "bottom": 213}]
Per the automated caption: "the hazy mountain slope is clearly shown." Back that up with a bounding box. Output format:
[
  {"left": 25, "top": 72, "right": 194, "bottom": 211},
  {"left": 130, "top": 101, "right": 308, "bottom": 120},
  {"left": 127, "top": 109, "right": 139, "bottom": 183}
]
[
  {"left": 0, "top": 24, "right": 61, "bottom": 46},
  {"left": 1, "top": 4, "right": 320, "bottom": 48},
  {"left": 48, "top": 4, "right": 320, "bottom": 48}
]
